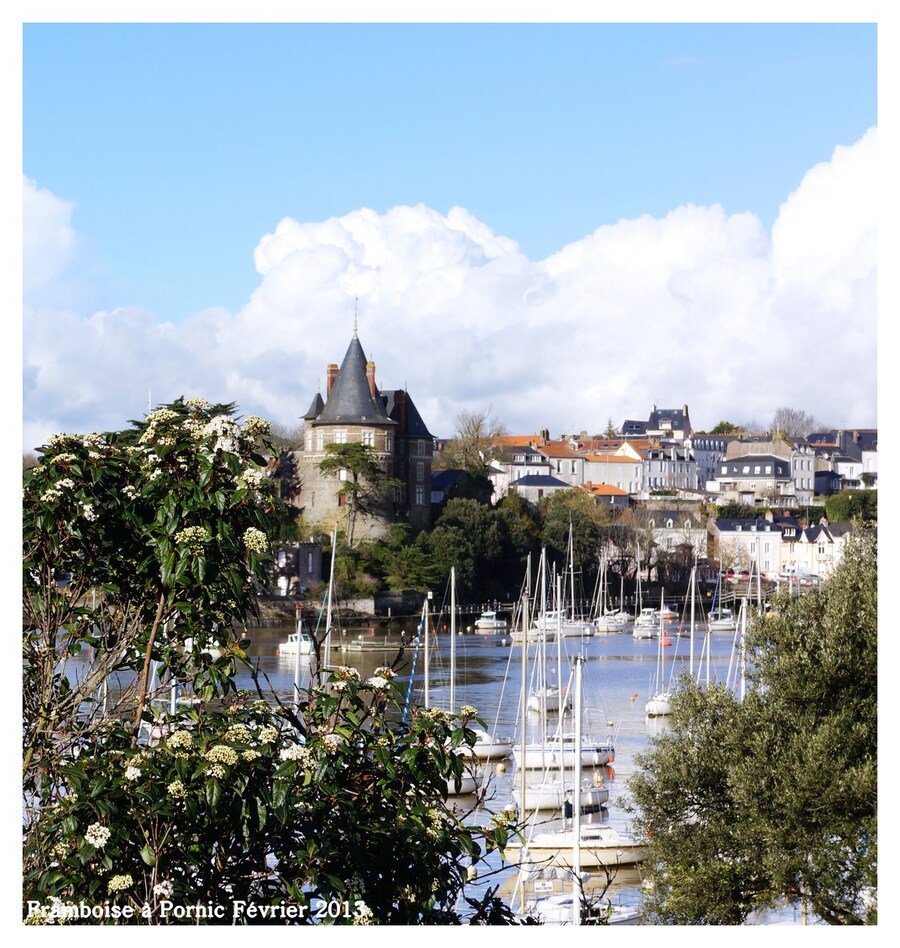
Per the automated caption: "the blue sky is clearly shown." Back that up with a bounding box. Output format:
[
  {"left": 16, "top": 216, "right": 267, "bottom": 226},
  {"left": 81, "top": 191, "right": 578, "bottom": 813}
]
[
  {"left": 20, "top": 14, "right": 881, "bottom": 448},
  {"left": 24, "top": 22, "right": 875, "bottom": 324}
]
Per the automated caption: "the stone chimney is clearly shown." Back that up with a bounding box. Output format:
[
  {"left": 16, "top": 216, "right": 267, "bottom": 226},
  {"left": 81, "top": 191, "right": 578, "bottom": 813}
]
[
  {"left": 326, "top": 363, "right": 339, "bottom": 396},
  {"left": 366, "top": 360, "right": 378, "bottom": 397}
]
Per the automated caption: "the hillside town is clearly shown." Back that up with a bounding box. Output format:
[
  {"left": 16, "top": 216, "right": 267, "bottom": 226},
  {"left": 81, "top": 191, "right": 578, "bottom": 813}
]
[{"left": 273, "top": 329, "right": 876, "bottom": 597}]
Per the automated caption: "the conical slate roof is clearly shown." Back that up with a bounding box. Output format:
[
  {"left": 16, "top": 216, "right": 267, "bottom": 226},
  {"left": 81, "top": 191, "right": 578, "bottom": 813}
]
[
  {"left": 303, "top": 392, "right": 325, "bottom": 421},
  {"left": 312, "top": 333, "right": 395, "bottom": 427}
]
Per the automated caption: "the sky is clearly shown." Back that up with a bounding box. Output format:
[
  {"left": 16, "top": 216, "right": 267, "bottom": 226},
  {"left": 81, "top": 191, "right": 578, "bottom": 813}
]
[{"left": 18, "top": 11, "right": 884, "bottom": 452}]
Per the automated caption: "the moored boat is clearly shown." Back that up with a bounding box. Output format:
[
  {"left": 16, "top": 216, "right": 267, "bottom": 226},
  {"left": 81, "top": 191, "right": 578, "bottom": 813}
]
[
  {"left": 507, "top": 822, "right": 649, "bottom": 869},
  {"left": 474, "top": 609, "right": 508, "bottom": 630}
]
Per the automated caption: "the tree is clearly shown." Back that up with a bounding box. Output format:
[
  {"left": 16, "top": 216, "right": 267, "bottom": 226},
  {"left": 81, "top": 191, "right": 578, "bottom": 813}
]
[
  {"left": 771, "top": 406, "right": 817, "bottom": 441},
  {"left": 824, "top": 490, "right": 877, "bottom": 524},
  {"left": 23, "top": 404, "right": 521, "bottom": 925},
  {"left": 317, "top": 442, "right": 399, "bottom": 548},
  {"left": 629, "top": 533, "right": 877, "bottom": 924},
  {"left": 442, "top": 408, "right": 506, "bottom": 479},
  {"left": 708, "top": 420, "right": 739, "bottom": 435}
]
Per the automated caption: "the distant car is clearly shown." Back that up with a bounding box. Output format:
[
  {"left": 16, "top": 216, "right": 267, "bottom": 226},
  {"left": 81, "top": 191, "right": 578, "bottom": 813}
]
[{"left": 738, "top": 569, "right": 750, "bottom": 581}]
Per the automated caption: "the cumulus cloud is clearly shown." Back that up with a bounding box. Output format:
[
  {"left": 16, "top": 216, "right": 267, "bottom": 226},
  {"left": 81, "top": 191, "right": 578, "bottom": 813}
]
[{"left": 22, "top": 129, "right": 876, "bottom": 451}]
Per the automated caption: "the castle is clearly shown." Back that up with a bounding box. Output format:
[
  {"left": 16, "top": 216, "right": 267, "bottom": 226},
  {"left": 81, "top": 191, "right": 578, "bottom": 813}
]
[{"left": 285, "top": 330, "right": 434, "bottom": 539}]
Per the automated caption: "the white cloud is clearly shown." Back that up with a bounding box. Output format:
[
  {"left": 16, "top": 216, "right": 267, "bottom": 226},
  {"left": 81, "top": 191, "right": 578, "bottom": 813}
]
[{"left": 22, "top": 129, "right": 877, "bottom": 451}]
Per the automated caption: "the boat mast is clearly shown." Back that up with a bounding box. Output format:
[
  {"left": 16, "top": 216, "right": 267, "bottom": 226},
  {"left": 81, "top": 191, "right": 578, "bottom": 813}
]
[
  {"left": 519, "top": 555, "right": 531, "bottom": 827},
  {"left": 689, "top": 562, "right": 696, "bottom": 679},
  {"left": 572, "top": 654, "right": 583, "bottom": 926},
  {"left": 322, "top": 521, "right": 338, "bottom": 677},
  {"left": 449, "top": 567, "right": 456, "bottom": 712},
  {"left": 424, "top": 591, "right": 431, "bottom": 708}
]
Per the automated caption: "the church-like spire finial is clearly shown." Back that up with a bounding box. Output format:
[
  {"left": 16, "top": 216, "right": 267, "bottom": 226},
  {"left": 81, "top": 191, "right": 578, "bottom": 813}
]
[{"left": 353, "top": 295, "right": 359, "bottom": 337}]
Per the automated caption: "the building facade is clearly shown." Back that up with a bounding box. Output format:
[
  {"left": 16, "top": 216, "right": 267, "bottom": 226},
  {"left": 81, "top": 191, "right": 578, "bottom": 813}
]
[{"left": 290, "top": 331, "right": 434, "bottom": 539}]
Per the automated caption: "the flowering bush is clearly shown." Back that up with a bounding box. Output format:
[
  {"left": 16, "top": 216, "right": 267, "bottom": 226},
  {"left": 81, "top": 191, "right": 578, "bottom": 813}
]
[
  {"left": 23, "top": 673, "right": 513, "bottom": 924},
  {"left": 23, "top": 399, "right": 281, "bottom": 806},
  {"left": 23, "top": 402, "right": 517, "bottom": 924}
]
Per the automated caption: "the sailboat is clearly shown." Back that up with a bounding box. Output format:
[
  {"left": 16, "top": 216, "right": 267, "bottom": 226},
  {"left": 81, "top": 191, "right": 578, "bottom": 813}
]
[
  {"left": 513, "top": 644, "right": 613, "bottom": 812},
  {"left": 631, "top": 542, "right": 657, "bottom": 639},
  {"left": 533, "top": 527, "right": 594, "bottom": 638},
  {"left": 593, "top": 557, "right": 628, "bottom": 633},
  {"left": 416, "top": 571, "right": 482, "bottom": 796},
  {"left": 276, "top": 615, "right": 313, "bottom": 656},
  {"left": 507, "top": 658, "right": 647, "bottom": 867},
  {"left": 527, "top": 556, "right": 572, "bottom": 714},
  {"left": 447, "top": 568, "right": 513, "bottom": 763},
  {"left": 645, "top": 591, "right": 673, "bottom": 717}
]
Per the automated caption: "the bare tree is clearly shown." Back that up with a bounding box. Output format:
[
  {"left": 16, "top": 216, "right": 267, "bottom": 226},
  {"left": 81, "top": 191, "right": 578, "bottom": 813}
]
[
  {"left": 443, "top": 407, "right": 507, "bottom": 477},
  {"left": 770, "top": 407, "right": 818, "bottom": 441}
]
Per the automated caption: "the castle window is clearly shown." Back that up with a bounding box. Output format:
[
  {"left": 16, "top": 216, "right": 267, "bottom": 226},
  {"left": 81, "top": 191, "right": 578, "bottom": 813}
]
[
  {"left": 316, "top": 432, "right": 324, "bottom": 451},
  {"left": 385, "top": 434, "right": 393, "bottom": 451},
  {"left": 362, "top": 430, "right": 375, "bottom": 447},
  {"left": 416, "top": 461, "right": 424, "bottom": 481},
  {"left": 415, "top": 486, "right": 424, "bottom": 506},
  {"left": 335, "top": 430, "right": 347, "bottom": 444}
]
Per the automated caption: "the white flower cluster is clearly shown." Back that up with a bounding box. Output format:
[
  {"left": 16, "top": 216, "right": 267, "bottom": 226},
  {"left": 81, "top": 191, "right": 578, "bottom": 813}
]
[
  {"left": 352, "top": 901, "right": 374, "bottom": 925},
  {"left": 122, "top": 485, "right": 138, "bottom": 499},
  {"left": 167, "top": 780, "right": 187, "bottom": 800},
  {"left": 82, "top": 503, "right": 98, "bottom": 522},
  {"left": 84, "top": 823, "right": 111, "bottom": 849},
  {"left": 334, "top": 666, "right": 361, "bottom": 682},
  {"left": 46, "top": 433, "right": 82, "bottom": 452},
  {"left": 242, "top": 527, "right": 268, "bottom": 554},
  {"left": 107, "top": 874, "right": 133, "bottom": 893},
  {"left": 153, "top": 880, "right": 174, "bottom": 899},
  {"left": 185, "top": 397, "right": 212, "bottom": 410},
  {"left": 40, "top": 488, "right": 62, "bottom": 503},
  {"left": 204, "top": 744, "right": 239, "bottom": 766},
  {"left": 241, "top": 749, "right": 261, "bottom": 762},
  {"left": 367, "top": 676, "right": 390, "bottom": 691},
  {"left": 373, "top": 666, "right": 396, "bottom": 680},
  {"left": 279, "top": 743, "right": 312, "bottom": 765},
  {"left": 139, "top": 409, "right": 182, "bottom": 445},
  {"left": 203, "top": 415, "right": 240, "bottom": 454},
  {"left": 57, "top": 478, "right": 76, "bottom": 490},
  {"left": 124, "top": 765, "right": 141, "bottom": 782},
  {"left": 239, "top": 468, "right": 265, "bottom": 489},
  {"left": 167, "top": 730, "right": 194, "bottom": 752},
  {"left": 207, "top": 763, "right": 226, "bottom": 779},
  {"left": 459, "top": 705, "right": 478, "bottom": 717},
  {"left": 174, "top": 525, "right": 211, "bottom": 554},
  {"left": 321, "top": 734, "right": 343, "bottom": 756},
  {"left": 241, "top": 416, "right": 270, "bottom": 438},
  {"left": 50, "top": 453, "right": 78, "bottom": 465},
  {"left": 225, "top": 723, "right": 251, "bottom": 743},
  {"left": 258, "top": 726, "right": 278, "bottom": 744}
]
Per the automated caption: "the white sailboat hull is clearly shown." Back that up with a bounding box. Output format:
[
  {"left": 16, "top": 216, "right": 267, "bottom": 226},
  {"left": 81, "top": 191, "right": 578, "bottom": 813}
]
[
  {"left": 594, "top": 612, "right": 628, "bottom": 633},
  {"left": 458, "top": 727, "right": 513, "bottom": 761},
  {"left": 645, "top": 692, "right": 673, "bottom": 716},
  {"left": 509, "top": 824, "right": 648, "bottom": 868},
  {"left": 512, "top": 782, "right": 609, "bottom": 813},
  {"left": 512, "top": 739, "right": 615, "bottom": 769}
]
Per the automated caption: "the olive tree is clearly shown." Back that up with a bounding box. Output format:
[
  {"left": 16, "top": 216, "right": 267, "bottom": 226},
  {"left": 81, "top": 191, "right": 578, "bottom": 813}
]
[{"left": 629, "top": 532, "right": 877, "bottom": 924}]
